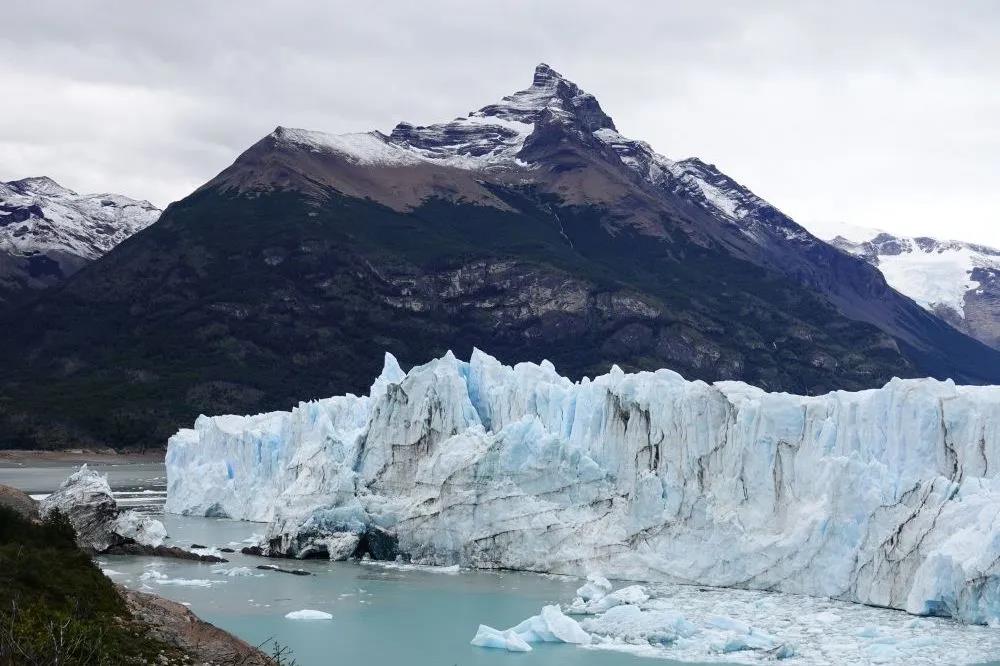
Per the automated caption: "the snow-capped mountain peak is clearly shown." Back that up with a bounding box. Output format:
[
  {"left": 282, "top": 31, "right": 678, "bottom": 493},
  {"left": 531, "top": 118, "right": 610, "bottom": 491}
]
[
  {"left": 0, "top": 176, "right": 161, "bottom": 301},
  {"left": 266, "top": 64, "right": 619, "bottom": 174},
  {"left": 6, "top": 175, "right": 77, "bottom": 198},
  {"left": 205, "top": 63, "right": 1000, "bottom": 377},
  {"left": 816, "top": 223, "right": 1000, "bottom": 349},
  {"left": 476, "top": 62, "right": 617, "bottom": 132}
]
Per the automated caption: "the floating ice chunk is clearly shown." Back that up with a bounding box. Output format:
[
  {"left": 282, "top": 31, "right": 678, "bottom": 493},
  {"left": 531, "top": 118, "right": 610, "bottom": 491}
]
[
  {"left": 711, "top": 627, "right": 791, "bottom": 656},
  {"left": 219, "top": 566, "right": 256, "bottom": 577},
  {"left": 114, "top": 510, "right": 167, "bottom": 547},
  {"left": 584, "top": 585, "right": 650, "bottom": 613},
  {"left": 811, "top": 611, "right": 842, "bottom": 623},
  {"left": 581, "top": 604, "right": 697, "bottom": 645},
  {"left": 708, "top": 615, "right": 750, "bottom": 634},
  {"left": 188, "top": 544, "right": 224, "bottom": 558},
  {"left": 285, "top": 609, "right": 333, "bottom": 620},
  {"left": 470, "top": 625, "right": 533, "bottom": 652},
  {"left": 576, "top": 573, "right": 613, "bottom": 602},
  {"left": 472, "top": 605, "right": 590, "bottom": 652},
  {"left": 360, "top": 561, "right": 460, "bottom": 574},
  {"left": 539, "top": 605, "right": 591, "bottom": 644},
  {"left": 139, "top": 570, "right": 214, "bottom": 587}
]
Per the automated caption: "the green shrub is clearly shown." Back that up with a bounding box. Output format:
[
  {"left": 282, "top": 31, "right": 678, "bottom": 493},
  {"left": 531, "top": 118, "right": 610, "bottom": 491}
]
[{"left": 0, "top": 506, "right": 181, "bottom": 665}]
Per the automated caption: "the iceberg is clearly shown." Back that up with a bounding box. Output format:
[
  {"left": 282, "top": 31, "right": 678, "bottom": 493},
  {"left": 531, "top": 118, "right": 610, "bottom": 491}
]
[
  {"left": 41, "top": 464, "right": 167, "bottom": 553},
  {"left": 166, "top": 349, "right": 1000, "bottom": 624},
  {"left": 576, "top": 573, "right": 613, "bottom": 602},
  {"left": 471, "top": 605, "right": 589, "bottom": 651},
  {"left": 114, "top": 509, "right": 167, "bottom": 548},
  {"left": 284, "top": 609, "right": 333, "bottom": 620},
  {"left": 470, "top": 625, "right": 533, "bottom": 652},
  {"left": 139, "top": 570, "right": 215, "bottom": 588}
]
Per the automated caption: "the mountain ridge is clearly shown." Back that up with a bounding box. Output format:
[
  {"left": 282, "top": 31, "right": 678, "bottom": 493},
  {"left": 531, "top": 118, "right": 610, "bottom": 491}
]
[{"left": 2, "top": 63, "right": 998, "bottom": 450}]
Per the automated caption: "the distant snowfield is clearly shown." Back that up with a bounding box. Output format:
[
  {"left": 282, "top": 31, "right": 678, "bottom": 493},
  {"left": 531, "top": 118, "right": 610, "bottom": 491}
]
[
  {"left": 808, "top": 220, "right": 1000, "bottom": 321},
  {"left": 877, "top": 247, "right": 981, "bottom": 316}
]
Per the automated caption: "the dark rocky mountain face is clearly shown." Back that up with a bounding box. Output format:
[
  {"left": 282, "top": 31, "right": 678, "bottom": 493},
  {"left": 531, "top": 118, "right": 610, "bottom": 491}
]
[{"left": 2, "top": 64, "right": 998, "bottom": 450}]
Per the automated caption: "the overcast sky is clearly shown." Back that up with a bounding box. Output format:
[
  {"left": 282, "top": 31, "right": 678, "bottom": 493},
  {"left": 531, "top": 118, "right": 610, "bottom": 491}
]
[{"left": 1, "top": 1, "right": 998, "bottom": 245}]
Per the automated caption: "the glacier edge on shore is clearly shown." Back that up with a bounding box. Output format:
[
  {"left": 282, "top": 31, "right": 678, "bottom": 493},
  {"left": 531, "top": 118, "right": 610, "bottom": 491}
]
[{"left": 165, "top": 349, "right": 1000, "bottom": 624}]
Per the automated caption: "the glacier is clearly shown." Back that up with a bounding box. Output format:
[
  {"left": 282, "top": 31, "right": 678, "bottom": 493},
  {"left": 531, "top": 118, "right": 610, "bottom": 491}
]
[{"left": 165, "top": 349, "right": 1000, "bottom": 625}]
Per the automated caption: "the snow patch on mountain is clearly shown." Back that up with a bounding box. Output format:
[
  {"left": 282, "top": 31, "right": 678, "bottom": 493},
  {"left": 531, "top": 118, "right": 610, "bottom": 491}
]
[
  {"left": 816, "top": 223, "right": 1000, "bottom": 339},
  {"left": 0, "top": 176, "right": 160, "bottom": 260},
  {"left": 166, "top": 350, "right": 1000, "bottom": 626},
  {"left": 877, "top": 246, "right": 986, "bottom": 317},
  {"left": 272, "top": 128, "right": 424, "bottom": 167}
]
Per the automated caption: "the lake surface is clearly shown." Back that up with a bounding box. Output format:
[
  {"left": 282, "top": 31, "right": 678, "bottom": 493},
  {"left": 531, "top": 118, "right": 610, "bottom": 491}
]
[{"left": 4, "top": 460, "right": 999, "bottom": 666}]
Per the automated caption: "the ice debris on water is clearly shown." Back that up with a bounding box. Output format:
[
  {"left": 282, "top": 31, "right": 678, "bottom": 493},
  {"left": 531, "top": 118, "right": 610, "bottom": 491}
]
[
  {"left": 138, "top": 570, "right": 215, "bottom": 588},
  {"left": 472, "top": 605, "right": 590, "bottom": 652}
]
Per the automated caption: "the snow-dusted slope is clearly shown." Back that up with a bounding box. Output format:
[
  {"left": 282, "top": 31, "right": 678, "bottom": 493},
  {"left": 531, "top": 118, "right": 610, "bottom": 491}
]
[
  {"left": 166, "top": 350, "right": 1000, "bottom": 625},
  {"left": 817, "top": 224, "right": 1000, "bottom": 350},
  {"left": 0, "top": 176, "right": 160, "bottom": 300}
]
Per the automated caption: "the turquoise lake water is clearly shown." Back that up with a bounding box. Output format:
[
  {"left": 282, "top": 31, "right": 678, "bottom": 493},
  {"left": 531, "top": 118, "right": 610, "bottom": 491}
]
[{"left": 4, "top": 460, "right": 999, "bottom": 666}]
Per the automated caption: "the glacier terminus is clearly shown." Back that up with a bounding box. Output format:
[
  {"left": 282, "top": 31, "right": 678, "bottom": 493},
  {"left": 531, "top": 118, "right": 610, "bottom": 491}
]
[{"left": 165, "top": 350, "right": 1000, "bottom": 626}]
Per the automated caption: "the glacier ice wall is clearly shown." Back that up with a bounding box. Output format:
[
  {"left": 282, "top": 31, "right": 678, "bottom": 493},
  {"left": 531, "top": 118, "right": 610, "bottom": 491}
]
[{"left": 165, "top": 350, "right": 1000, "bottom": 624}]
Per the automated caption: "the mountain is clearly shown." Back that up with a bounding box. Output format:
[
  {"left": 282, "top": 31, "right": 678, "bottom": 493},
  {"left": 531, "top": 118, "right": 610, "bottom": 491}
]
[
  {"left": 817, "top": 224, "right": 1000, "bottom": 351},
  {"left": 3, "top": 63, "right": 1000, "bottom": 450},
  {"left": 0, "top": 176, "right": 160, "bottom": 304}
]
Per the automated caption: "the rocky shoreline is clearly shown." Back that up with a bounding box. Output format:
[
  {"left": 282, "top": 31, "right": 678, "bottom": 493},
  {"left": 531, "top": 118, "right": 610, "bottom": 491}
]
[
  {"left": 121, "top": 585, "right": 272, "bottom": 665},
  {"left": 0, "top": 481, "right": 273, "bottom": 665},
  {"left": 0, "top": 448, "right": 164, "bottom": 466}
]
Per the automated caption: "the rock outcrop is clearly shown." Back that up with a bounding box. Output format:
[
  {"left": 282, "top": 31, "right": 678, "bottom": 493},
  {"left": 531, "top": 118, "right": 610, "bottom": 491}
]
[
  {"left": 0, "top": 484, "right": 39, "bottom": 521},
  {"left": 120, "top": 586, "right": 274, "bottom": 665}
]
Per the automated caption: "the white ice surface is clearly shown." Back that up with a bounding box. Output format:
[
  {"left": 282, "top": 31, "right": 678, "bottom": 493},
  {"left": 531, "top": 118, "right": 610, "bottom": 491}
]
[
  {"left": 574, "top": 581, "right": 1000, "bottom": 664},
  {"left": 472, "top": 605, "right": 589, "bottom": 652},
  {"left": 166, "top": 350, "right": 1000, "bottom": 625},
  {"left": 114, "top": 509, "right": 167, "bottom": 547},
  {"left": 284, "top": 609, "right": 333, "bottom": 620},
  {"left": 877, "top": 247, "right": 986, "bottom": 318},
  {"left": 139, "top": 570, "right": 215, "bottom": 588}
]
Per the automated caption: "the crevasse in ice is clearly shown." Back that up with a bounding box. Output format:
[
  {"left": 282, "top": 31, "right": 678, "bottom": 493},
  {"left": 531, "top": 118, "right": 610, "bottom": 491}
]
[{"left": 165, "top": 349, "right": 1000, "bottom": 624}]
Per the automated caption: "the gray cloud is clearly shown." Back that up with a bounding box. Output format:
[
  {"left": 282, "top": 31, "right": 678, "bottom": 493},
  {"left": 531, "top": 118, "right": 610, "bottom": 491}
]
[{"left": 1, "top": 1, "right": 998, "bottom": 244}]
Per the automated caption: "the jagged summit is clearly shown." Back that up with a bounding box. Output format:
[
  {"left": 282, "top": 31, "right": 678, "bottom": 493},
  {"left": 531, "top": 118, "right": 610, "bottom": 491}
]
[
  {"left": 255, "top": 64, "right": 619, "bottom": 174},
  {"left": 6, "top": 176, "right": 77, "bottom": 197},
  {"left": 473, "top": 62, "right": 616, "bottom": 132}
]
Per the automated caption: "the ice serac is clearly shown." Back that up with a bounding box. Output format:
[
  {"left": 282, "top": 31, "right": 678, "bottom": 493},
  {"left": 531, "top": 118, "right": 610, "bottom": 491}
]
[{"left": 165, "top": 350, "right": 1000, "bottom": 624}]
